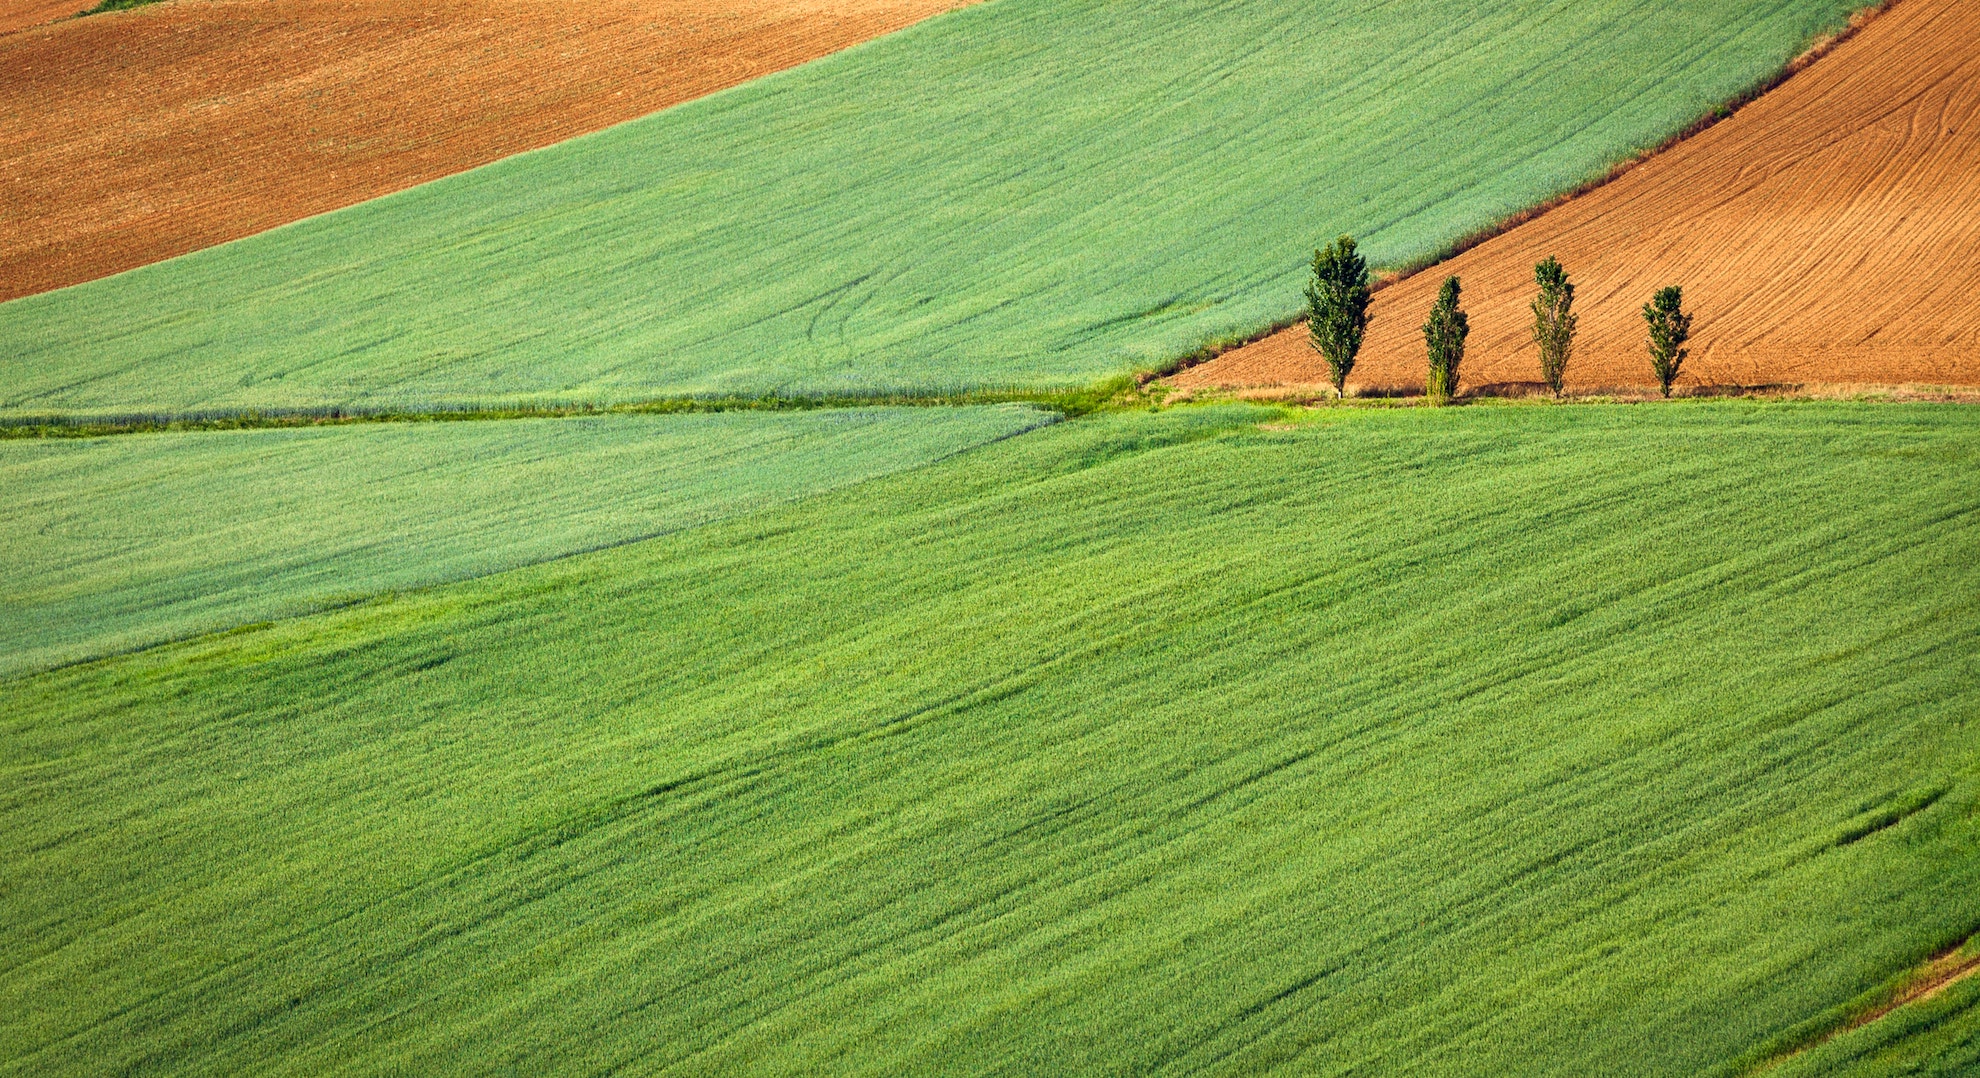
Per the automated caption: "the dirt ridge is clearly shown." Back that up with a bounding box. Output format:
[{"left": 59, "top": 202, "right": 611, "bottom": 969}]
[{"left": 1749, "top": 939, "right": 1980, "bottom": 1073}]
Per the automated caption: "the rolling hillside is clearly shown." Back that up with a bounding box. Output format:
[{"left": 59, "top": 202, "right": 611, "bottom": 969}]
[
  {"left": 0, "top": 0, "right": 970, "bottom": 300},
  {"left": 1178, "top": 0, "right": 1980, "bottom": 394},
  {"left": 4, "top": 403, "right": 1977, "bottom": 1073},
  {"left": 7, "top": 0, "right": 1977, "bottom": 1070},
  {"left": 0, "top": 0, "right": 1861, "bottom": 420}
]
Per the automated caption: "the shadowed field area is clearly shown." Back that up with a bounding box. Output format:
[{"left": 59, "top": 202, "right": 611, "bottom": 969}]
[
  {"left": 5, "top": 403, "right": 1977, "bottom": 1074},
  {"left": 1177, "top": 0, "right": 1980, "bottom": 395},
  {"left": 0, "top": 0, "right": 968, "bottom": 300}
]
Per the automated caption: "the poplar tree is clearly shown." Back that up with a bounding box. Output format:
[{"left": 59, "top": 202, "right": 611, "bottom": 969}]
[
  {"left": 1305, "top": 235, "right": 1372, "bottom": 396},
  {"left": 1422, "top": 275, "right": 1468, "bottom": 402},
  {"left": 1642, "top": 286, "right": 1693, "bottom": 397},
  {"left": 1531, "top": 256, "right": 1577, "bottom": 397}
]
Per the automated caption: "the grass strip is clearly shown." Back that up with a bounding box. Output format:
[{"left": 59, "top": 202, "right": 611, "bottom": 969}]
[
  {"left": 0, "top": 378, "right": 1133, "bottom": 439},
  {"left": 76, "top": 0, "right": 165, "bottom": 13}
]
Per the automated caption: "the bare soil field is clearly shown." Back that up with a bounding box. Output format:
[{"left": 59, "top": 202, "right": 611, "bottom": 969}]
[
  {"left": 0, "top": 0, "right": 84, "bottom": 35},
  {"left": 0, "top": 0, "right": 965, "bottom": 300},
  {"left": 1176, "top": 0, "right": 1980, "bottom": 395}
]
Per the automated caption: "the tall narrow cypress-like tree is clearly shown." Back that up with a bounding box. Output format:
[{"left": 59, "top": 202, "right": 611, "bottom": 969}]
[
  {"left": 1423, "top": 275, "right": 1469, "bottom": 402},
  {"left": 1642, "top": 285, "right": 1693, "bottom": 397},
  {"left": 1531, "top": 256, "right": 1577, "bottom": 397},
  {"left": 1306, "top": 236, "right": 1372, "bottom": 396}
]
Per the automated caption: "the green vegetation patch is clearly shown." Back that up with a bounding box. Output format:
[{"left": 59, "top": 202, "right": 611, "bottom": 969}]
[
  {"left": 77, "top": 0, "right": 165, "bottom": 15},
  {"left": 4, "top": 402, "right": 1978, "bottom": 1074},
  {"left": 0, "top": 405, "right": 1051, "bottom": 676},
  {"left": 0, "top": 0, "right": 1859, "bottom": 419}
]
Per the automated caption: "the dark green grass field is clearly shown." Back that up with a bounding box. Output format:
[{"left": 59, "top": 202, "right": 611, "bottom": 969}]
[
  {"left": 5, "top": 402, "right": 1977, "bottom": 1074},
  {"left": 0, "top": 405, "right": 1049, "bottom": 676},
  {"left": 0, "top": 0, "right": 1859, "bottom": 419}
]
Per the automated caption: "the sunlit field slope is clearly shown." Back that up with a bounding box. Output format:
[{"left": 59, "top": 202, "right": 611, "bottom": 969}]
[
  {"left": 0, "top": 405, "right": 1048, "bottom": 676},
  {"left": 0, "top": 0, "right": 1859, "bottom": 420},
  {"left": 6, "top": 403, "right": 1977, "bottom": 1074}
]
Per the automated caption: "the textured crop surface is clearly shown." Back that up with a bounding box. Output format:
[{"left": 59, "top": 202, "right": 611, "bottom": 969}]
[
  {"left": 0, "top": 0, "right": 970, "bottom": 301},
  {"left": 0, "top": 0, "right": 1861, "bottom": 420},
  {"left": 4, "top": 403, "right": 1977, "bottom": 1075},
  {"left": 0, "top": 405, "right": 1049, "bottom": 676},
  {"left": 1178, "top": 0, "right": 1980, "bottom": 394}
]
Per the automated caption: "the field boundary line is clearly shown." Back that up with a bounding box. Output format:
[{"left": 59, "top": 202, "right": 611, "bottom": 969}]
[
  {"left": 1158, "top": 381, "right": 1980, "bottom": 410},
  {"left": 1742, "top": 933, "right": 1980, "bottom": 1074},
  {"left": 12, "top": 372, "right": 1980, "bottom": 441},
  {"left": 0, "top": 384, "right": 1118, "bottom": 439}
]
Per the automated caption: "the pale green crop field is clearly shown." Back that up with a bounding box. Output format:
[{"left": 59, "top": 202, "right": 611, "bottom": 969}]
[
  {"left": 0, "top": 406, "right": 1050, "bottom": 676},
  {"left": 5, "top": 402, "right": 1977, "bottom": 1075},
  {"left": 0, "top": 0, "right": 1859, "bottom": 420}
]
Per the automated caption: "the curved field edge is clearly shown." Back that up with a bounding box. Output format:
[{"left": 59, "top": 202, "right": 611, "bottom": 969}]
[
  {"left": 0, "top": 404, "right": 1053, "bottom": 678},
  {"left": 0, "top": 0, "right": 1863, "bottom": 420},
  {"left": 3, "top": 402, "right": 1978, "bottom": 1074},
  {"left": 0, "top": 0, "right": 974, "bottom": 300},
  {"left": 1175, "top": 0, "right": 1980, "bottom": 395}
]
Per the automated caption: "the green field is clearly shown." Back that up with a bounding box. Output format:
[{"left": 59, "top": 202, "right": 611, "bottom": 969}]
[
  {"left": 0, "top": 406, "right": 1049, "bottom": 676},
  {"left": 6, "top": 402, "right": 1977, "bottom": 1074},
  {"left": 1780, "top": 963, "right": 1980, "bottom": 1078},
  {"left": 0, "top": 0, "right": 1860, "bottom": 421}
]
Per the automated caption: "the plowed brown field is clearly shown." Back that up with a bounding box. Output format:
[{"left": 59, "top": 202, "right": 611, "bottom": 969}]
[
  {"left": 1177, "top": 0, "right": 1980, "bottom": 395},
  {"left": 0, "top": 0, "right": 83, "bottom": 35},
  {"left": 0, "top": 0, "right": 965, "bottom": 300}
]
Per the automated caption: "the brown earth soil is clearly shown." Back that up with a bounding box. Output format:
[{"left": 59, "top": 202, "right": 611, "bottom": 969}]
[
  {"left": 0, "top": 0, "right": 85, "bottom": 35},
  {"left": 1176, "top": 0, "right": 1980, "bottom": 395},
  {"left": 0, "top": 0, "right": 967, "bottom": 301}
]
